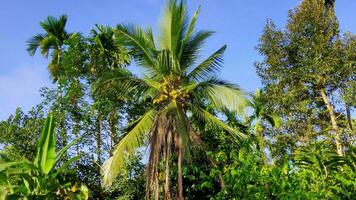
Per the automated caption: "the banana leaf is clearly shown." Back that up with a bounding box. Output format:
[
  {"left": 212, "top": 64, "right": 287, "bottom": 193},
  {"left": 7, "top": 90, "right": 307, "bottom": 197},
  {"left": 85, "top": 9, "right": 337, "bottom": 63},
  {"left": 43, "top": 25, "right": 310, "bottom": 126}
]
[{"left": 34, "top": 115, "right": 56, "bottom": 174}]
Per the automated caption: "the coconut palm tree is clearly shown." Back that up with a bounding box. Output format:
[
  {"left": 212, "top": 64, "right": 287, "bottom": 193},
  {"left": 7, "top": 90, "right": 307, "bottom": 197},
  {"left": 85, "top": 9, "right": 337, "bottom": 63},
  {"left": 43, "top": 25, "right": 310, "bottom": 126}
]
[
  {"left": 27, "top": 15, "right": 72, "bottom": 81},
  {"left": 98, "top": 1, "right": 247, "bottom": 199},
  {"left": 248, "top": 89, "right": 280, "bottom": 163}
]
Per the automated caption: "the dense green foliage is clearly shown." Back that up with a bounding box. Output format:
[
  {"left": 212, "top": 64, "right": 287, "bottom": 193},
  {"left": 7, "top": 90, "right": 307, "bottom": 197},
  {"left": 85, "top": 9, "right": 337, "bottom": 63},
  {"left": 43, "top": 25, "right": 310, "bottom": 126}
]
[
  {"left": 0, "top": 115, "right": 88, "bottom": 199},
  {"left": 0, "top": 0, "right": 354, "bottom": 199}
]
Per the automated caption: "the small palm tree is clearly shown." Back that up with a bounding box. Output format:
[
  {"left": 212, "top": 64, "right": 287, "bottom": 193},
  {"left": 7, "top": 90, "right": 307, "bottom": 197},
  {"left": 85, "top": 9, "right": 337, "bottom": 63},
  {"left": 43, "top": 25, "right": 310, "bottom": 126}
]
[
  {"left": 248, "top": 89, "right": 280, "bottom": 162},
  {"left": 98, "top": 1, "right": 247, "bottom": 199},
  {"left": 27, "top": 15, "right": 77, "bottom": 150},
  {"left": 27, "top": 15, "right": 72, "bottom": 81},
  {"left": 90, "top": 25, "right": 131, "bottom": 155},
  {"left": 91, "top": 24, "right": 129, "bottom": 71}
]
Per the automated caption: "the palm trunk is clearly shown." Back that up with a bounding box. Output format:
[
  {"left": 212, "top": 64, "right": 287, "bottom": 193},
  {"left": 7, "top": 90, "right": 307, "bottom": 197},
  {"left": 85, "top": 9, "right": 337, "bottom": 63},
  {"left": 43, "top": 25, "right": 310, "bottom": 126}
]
[
  {"left": 255, "top": 122, "right": 266, "bottom": 163},
  {"left": 60, "top": 124, "right": 67, "bottom": 147},
  {"left": 164, "top": 131, "right": 172, "bottom": 200},
  {"left": 258, "top": 128, "right": 266, "bottom": 163},
  {"left": 320, "top": 89, "right": 344, "bottom": 156},
  {"left": 73, "top": 119, "right": 81, "bottom": 169},
  {"left": 177, "top": 141, "right": 184, "bottom": 200},
  {"left": 74, "top": 123, "right": 80, "bottom": 157},
  {"left": 96, "top": 112, "right": 102, "bottom": 164},
  {"left": 60, "top": 119, "right": 67, "bottom": 160},
  {"left": 109, "top": 110, "right": 118, "bottom": 150},
  {"left": 154, "top": 173, "right": 159, "bottom": 200},
  {"left": 57, "top": 81, "right": 67, "bottom": 158}
]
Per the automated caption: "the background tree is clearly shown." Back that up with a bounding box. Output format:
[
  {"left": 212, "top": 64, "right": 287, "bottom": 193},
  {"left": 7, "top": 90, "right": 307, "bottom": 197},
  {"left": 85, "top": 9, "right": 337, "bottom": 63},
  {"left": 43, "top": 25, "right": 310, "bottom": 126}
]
[
  {"left": 27, "top": 15, "right": 73, "bottom": 81},
  {"left": 27, "top": 15, "right": 78, "bottom": 151},
  {"left": 248, "top": 89, "right": 280, "bottom": 163},
  {"left": 255, "top": 0, "right": 351, "bottom": 156}
]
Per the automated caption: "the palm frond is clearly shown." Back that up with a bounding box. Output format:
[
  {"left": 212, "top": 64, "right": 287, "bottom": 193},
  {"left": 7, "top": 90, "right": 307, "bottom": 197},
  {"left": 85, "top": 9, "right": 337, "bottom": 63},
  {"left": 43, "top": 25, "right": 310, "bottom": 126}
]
[
  {"left": 40, "top": 15, "right": 68, "bottom": 40},
  {"left": 39, "top": 36, "right": 58, "bottom": 57},
  {"left": 94, "top": 69, "right": 150, "bottom": 99},
  {"left": 116, "top": 24, "right": 156, "bottom": 70},
  {"left": 26, "top": 33, "right": 45, "bottom": 56},
  {"left": 180, "top": 30, "right": 214, "bottom": 69},
  {"left": 28, "top": 15, "right": 70, "bottom": 64},
  {"left": 193, "top": 78, "right": 247, "bottom": 115},
  {"left": 159, "top": 1, "right": 173, "bottom": 50},
  {"left": 178, "top": 5, "right": 200, "bottom": 59},
  {"left": 102, "top": 109, "right": 157, "bottom": 187},
  {"left": 91, "top": 24, "right": 116, "bottom": 50},
  {"left": 159, "top": 0, "right": 188, "bottom": 59},
  {"left": 187, "top": 45, "right": 226, "bottom": 81},
  {"left": 143, "top": 77, "right": 161, "bottom": 91},
  {"left": 156, "top": 49, "right": 181, "bottom": 75},
  {"left": 193, "top": 106, "right": 246, "bottom": 139}
]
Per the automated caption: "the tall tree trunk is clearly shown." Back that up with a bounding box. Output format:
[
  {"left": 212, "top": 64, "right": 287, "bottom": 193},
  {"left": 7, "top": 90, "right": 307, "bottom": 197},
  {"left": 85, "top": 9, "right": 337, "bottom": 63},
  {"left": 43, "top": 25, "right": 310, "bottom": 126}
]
[
  {"left": 177, "top": 141, "right": 184, "bottom": 200},
  {"left": 255, "top": 122, "right": 266, "bottom": 163},
  {"left": 96, "top": 112, "right": 102, "bottom": 164},
  {"left": 59, "top": 118, "right": 67, "bottom": 161},
  {"left": 109, "top": 110, "right": 118, "bottom": 150},
  {"left": 164, "top": 131, "right": 172, "bottom": 200},
  {"left": 57, "top": 81, "right": 67, "bottom": 159},
  {"left": 154, "top": 173, "right": 159, "bottom": 200},
  {"left": 73, "top": 119, "right": 80, "bottom": 169},
  {"left": 345, "top": 102, "right": 353, "bottom": 131},
  {"left": 258, "top": 130, "right": 266, "bottom": 163},
  {"left": 320, "top": 89, "right": 344, "bottom": 156},
  {"left": 74, "top": 123, "right": 80, "bottom": 157},
  {"left": 60, "top": 117, "right": 67, "bottom": 148}
]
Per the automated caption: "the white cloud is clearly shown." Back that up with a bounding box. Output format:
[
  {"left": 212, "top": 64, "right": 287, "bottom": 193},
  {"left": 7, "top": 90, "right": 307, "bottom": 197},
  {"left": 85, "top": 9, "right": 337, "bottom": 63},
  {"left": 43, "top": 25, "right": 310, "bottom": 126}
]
[{"left": 0, "top": 65, "right": 52, "bottom": 120}]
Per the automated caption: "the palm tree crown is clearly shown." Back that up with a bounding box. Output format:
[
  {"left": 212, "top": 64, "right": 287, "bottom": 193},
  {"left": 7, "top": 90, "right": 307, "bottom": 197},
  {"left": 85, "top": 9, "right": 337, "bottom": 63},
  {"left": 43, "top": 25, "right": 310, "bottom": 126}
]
[
  {"left": 98, "top": 1, "right": 247, "bottom": 199},
  {"left": 249, "top": 89, "right": 278, "bottom": 128},
  {"left": 27, "top": 15, "right": 72, "bottom": 81},
  {"left": 90, "top": 24, "right": 129, "bottom": 72},
  {"left": 248, "top": 89, "right": 280, "bottom": 162}
]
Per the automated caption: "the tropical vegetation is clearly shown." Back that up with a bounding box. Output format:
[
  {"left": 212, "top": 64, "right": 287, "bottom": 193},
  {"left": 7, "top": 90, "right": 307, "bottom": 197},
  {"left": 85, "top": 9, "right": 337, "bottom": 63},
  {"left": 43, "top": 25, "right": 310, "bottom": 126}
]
[{"left": 0, "top": 0, "right": 354, "bottom": 199}]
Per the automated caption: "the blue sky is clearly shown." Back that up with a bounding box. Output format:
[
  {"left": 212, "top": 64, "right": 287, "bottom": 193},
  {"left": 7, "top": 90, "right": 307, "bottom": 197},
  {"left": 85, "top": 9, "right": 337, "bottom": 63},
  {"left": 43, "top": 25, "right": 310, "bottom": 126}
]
[{"left": 0, "top": 0, "right": 355, "bottom": 119}]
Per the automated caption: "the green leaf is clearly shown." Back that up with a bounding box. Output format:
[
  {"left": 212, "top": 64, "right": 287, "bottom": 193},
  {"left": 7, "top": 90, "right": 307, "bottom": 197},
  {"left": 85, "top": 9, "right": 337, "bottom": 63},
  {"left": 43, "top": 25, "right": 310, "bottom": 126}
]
[
  {"left": 179, "top": 6, "right": 201, "bottom": 60},
  {"left": 187, "top": 45, "right": 226, "bottom": 81},
  {"left": 0, "top": 161, "right": 32, "bottom": 173},
  {"left": 35, "top": 115, "right": 56, "bottom": 174},
  {"left": 0, "top": 186, "right": 8, "bottom": 200},
  {"left": 193, "top": 78, "right": 247, "bottom": 115},
  {"left": 102, "top": 109, "right": 157, "bottom": 187},
  {"left": 116, "top": 24, "right": 156, "bottom": 68},
  {"left": 54, "top": 135, "right": 83, "bottom": 167},
  {"left": 194, "top": 106, "right": 246, "bottom": 139},
  {"left": 53, "top": 155, "right": 82, "bottom": 177}
]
